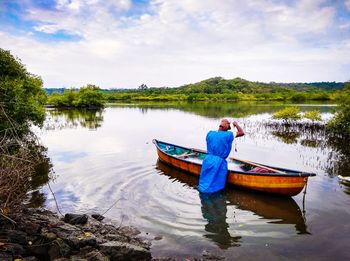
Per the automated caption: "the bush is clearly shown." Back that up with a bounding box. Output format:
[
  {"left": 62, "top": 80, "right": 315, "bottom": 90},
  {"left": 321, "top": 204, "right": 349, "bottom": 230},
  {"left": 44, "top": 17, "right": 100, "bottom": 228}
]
[
  {"left": 304, "top": 110, "right": 322, "bottom": 121},
  {"left": 75, "top": 85, "right": 105, "bottom": 108},
  {"left": 327, "top": 83, "right": 350, "bottom": 136},
  {"left": 290, "top": 93, "right": 307, "bottom": 101},
  {"left": 272, "top": 107, "right": 301, "bottom": 122}
]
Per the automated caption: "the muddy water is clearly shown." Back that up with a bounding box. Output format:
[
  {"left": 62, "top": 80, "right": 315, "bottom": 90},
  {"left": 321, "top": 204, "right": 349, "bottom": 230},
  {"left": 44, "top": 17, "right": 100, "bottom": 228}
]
[{"left": 36, "top": 102, "right": 350, "bottom": 260}]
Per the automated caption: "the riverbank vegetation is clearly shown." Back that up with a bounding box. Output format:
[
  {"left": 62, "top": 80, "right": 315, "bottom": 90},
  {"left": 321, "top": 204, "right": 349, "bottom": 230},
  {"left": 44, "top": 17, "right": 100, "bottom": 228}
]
[
  {"left": 46, "top": 77, "right": 345, "bottom": 104},
  {"left": 101, "top": 77, "right": 343, "bottom": 102},
  {"left": 0, "top": 48, "right": 51, "bottom": 212},
  {"left": 272, "top": 107, "right": 322, "bottom": 123},
  {"left": 47, "top": 84, "right": 104, "bottom": 108},
  {"left": 326, "top": 82, "right": 350, "bottom": 137}
]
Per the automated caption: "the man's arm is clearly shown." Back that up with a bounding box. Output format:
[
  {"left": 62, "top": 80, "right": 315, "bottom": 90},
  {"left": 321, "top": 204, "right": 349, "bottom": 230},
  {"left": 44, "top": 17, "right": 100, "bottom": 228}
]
[{"left": 232, "top": 121, "right": 244, "bottom": 137}]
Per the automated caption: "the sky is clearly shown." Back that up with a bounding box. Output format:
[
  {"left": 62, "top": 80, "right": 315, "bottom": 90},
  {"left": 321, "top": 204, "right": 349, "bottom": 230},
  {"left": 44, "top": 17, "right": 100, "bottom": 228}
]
[{"left": 0, "top": 0, "right": 350, "bottom": 88}]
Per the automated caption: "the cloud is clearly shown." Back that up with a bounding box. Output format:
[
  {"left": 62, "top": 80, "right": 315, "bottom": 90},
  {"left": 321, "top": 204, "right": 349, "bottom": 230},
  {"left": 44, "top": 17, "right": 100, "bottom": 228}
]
[
  {"left": 346, "top": 0, "right": 350, "bottom": 11},
  {"left": 0, "top": 0, "right": 349, "bottom": 87}
]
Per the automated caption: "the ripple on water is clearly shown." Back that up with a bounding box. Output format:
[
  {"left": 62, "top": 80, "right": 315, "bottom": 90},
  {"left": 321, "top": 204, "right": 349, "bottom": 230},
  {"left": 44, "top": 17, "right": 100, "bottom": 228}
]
[{"left": 109, "top": 163, "right": 206, "bottom": 235}]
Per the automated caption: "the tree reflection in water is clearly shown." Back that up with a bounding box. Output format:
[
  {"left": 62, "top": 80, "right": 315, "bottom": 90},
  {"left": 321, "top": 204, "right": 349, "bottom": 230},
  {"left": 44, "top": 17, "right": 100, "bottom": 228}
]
[
  {"left": 26, "top": 147, "right": 53, "bottom": 208},
  {"left": 45, "top": 108, "right": 104, "bottom": 130},
  {"left": 266, "top": 122, "right": 350, "bottom": 176}
]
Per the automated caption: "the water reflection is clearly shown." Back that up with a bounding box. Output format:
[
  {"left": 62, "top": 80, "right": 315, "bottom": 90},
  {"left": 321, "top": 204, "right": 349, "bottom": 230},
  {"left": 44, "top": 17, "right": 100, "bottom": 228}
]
[
  {"left": 199, "top": 192, "right": 241, "bottom": 248},
  {"left": 225, "top": 189, "right": 309, "bottom": 235},
  {"left": 38, "top": 104, "right": 350, "bottom": 259},
  {"left": 112, "top": 101, "right": 334, "bottom": 119},
  {"left": 27, "top": 144, "right": 53, "bottom": 208},
  {"left": 272, "top": 130, "right": 300, "bottom": 144},
  {"left": 266, "top": 122, "right": 350, "bottom": 179},
  {"left": 156, "top": 159, "right": 309, "bottom": 248},
  {"left": 46, "top": 108, "right": 104, "bottom": 130}
]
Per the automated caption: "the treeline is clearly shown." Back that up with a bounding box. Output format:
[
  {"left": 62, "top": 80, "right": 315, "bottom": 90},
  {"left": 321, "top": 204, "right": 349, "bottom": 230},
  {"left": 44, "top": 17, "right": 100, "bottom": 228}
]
[
  {"left": 103, "top": 90, "right": 339, "bottom": 102},
  {"left": 45, "top": 77, "right": 346, "bottom": 104}
]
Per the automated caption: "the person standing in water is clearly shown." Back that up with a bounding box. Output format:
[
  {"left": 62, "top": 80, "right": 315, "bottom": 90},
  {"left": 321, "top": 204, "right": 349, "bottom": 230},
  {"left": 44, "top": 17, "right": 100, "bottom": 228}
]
[{"left": 198, "top": 119, "right": 244, "bottom": 193}]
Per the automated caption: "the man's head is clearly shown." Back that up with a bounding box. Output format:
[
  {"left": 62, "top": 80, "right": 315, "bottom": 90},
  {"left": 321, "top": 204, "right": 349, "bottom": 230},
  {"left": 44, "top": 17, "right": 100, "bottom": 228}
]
[{"left": 219, "top": 118, "right": 231, "bottom": 131}]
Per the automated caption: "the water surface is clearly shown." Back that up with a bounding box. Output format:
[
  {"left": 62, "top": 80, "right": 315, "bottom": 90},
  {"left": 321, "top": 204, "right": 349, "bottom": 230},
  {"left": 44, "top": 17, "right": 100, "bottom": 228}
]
[{"left": 35, "top": 102, "right": 350, "bottom": 260}]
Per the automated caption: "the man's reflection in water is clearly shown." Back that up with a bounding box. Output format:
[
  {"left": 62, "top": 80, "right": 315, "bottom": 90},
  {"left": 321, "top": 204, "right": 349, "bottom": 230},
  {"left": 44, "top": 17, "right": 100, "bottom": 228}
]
[{"left": 199, "top": 191, "right": 241, "bottom": 249}]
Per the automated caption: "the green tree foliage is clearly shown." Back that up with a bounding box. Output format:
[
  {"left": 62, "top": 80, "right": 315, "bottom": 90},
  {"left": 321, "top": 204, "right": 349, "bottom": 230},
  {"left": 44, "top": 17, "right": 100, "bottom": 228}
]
[
  {"left": 47, "top": 84, "right": 104, "bottom": 108},
  {"left": 75, "top": 84, "right": 105, "bottom": 107},
  {"left": 327, "top": 82, "right": 350, "bottom": 136},
  {"left": 95, "top": 76, "right": 344, "bottom": 102},
  {"left": 272, "top": 107, "right": 301, "bottom": 122},
  {"left": 0, "top": 48, "right": 47, "bottom": 132},
  {"left": 304, "top": 110, "right": 322, "bottom": 122}
]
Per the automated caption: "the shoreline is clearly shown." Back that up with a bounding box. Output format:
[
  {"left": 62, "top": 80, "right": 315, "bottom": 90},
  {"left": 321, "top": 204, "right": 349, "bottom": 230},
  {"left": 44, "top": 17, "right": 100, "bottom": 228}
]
[{"left": 0, "top": 206, "right": 153, "bottom": 260}]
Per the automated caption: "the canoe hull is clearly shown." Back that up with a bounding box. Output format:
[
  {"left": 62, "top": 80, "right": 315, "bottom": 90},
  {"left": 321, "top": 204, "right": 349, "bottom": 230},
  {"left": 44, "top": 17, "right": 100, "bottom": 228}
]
[{"left": 155, "top": 139, "right": 313, "bottom": 197}]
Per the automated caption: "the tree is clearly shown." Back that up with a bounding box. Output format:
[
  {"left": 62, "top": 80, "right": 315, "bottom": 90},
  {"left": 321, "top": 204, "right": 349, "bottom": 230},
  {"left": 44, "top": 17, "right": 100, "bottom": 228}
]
[
  {"left": 0, "top": 49, "right": 51, "bottom": 210},
  {"left": 138, "top": 83, "right": 148, "bottom": 90},
  {"left": 0, "top": 48, "right": 47, "bottom": 132},
  {"left": 75, "top": 84, "right": 105, "bottom": 108},
  {"left": 327, "top": 82, "right": 350, "bottom": 136},
  {"left": 272, "top": 107, "right": 301, "bottom": 123}
]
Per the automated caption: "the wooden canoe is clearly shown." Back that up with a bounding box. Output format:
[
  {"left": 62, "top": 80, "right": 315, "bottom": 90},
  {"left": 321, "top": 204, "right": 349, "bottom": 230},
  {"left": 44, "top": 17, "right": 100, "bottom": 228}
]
[{"left": 153, "top": 139, "right": 316, "bottom": 196}]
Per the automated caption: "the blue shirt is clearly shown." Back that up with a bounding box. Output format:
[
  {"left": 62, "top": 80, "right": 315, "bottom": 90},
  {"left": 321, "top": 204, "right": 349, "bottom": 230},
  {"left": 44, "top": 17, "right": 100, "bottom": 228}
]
[{"left": 198, "top": 130, "right": 234, "bottom": 193}]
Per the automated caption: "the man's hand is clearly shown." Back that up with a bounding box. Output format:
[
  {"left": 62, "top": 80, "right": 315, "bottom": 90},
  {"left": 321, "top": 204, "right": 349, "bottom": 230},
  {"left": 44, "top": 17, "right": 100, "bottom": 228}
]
[{"left": 232, "top": 121, "right": 245, "bottom": 137}]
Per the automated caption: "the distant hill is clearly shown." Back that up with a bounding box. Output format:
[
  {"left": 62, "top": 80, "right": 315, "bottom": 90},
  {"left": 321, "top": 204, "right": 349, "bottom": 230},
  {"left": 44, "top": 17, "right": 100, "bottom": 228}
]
[
  {"left": 44, "top": 77, "right": 345, "bottom": 95},
  {"left": 176, "top": 77, "right": 345, "bottom": 94}
]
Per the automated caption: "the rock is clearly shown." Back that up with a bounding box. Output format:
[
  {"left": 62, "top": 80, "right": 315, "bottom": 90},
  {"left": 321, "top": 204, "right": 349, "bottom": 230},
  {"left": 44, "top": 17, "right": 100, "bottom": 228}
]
[
  {"left": 152, "top": 257, "right": 176, "bottom": 261},
  {"left": 22, "top": 256, "right": 39, "bottom": 261},
  {"left": 2, "top": 206, "right": 154, "bottom": 261},
  {"left": 66, "top": 233, "right": 97, "bottom": 249},
  {"left": 29, "top": 237, "right": 51, "bottom": 258},
  {"left": 100, "top": 241, "right": 151, "bottom": 261},
  {"left": 154, "top": 236, "right": 163, "bottom": 241},
  {"left": 44, "top": 232, "right": 57, "bottom": 241},
  {"left": 24, "top": 221, "right": 41, "bottom": 235},
  {"left": 63, "top": 213, "right": 88, "bottom": 225},
  {"left": 202, "top": 250, "right": 225, "bottom": 260},
  {"left": 92, "top": 214, "right": 105, "bottom": 222},
  {"left": 105, "top": 234, "right": 124, "bottom": 241},
  {"left": 0, "top": 252, "right": 13, "bottom": 261},
  {"left": 85, "top": 250, "right": 109, "bottom": 261},
  {"left": 119, "top": 226, "right": 141, "bottom": 237},
  {"left": 48, "top": 238, "right": 71, "bottom": 260},
  {"left": 79, "top": 236, "right": 97, "bottom": 248},
  {"left": 5, "top": 242, "right": 25, "bottom": 256},
  {"left": 6, "top": 230, "right": 27, "bottom": 245}
]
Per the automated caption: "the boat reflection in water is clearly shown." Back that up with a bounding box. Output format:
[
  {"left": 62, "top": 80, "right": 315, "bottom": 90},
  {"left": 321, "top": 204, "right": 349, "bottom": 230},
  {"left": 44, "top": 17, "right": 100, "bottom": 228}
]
[{"left": 156, "top": 160, "right": 309, "bottom": 248}]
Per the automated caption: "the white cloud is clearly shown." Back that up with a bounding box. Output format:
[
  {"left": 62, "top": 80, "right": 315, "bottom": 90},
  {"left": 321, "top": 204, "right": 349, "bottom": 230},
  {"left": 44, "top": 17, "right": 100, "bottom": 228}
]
[
  {"left": 1, "top": 0, "right": 349, "bottom": 87},
  {"left": 345, "top": 0, "right": 350, "bottom": 11}
]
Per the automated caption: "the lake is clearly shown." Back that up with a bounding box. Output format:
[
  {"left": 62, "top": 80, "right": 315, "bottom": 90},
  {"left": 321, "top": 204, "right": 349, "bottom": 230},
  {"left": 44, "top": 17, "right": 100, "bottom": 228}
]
[{"left": 34, "top": 102, "right": 350, "bottom": 260}]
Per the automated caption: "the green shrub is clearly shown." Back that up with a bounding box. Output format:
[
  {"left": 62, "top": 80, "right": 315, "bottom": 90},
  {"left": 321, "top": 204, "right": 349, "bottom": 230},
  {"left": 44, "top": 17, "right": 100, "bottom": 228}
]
[
  {"left": 327, "top": 82, "right": 350, "bottom": 136},
  {"left": 304, "top": 110, "right": 322, "bottom": 121},
  {"left": 290, "top": 93, "right": 307, "bottom": 101},
  {"left": 272, "top": 107, "right": 301, "bottom": 122}
]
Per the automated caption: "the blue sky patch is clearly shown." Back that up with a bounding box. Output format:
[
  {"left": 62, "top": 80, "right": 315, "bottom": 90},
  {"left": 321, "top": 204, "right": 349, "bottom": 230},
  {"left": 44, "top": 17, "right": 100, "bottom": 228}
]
[{"left": 33, "top": 29, "right": 82, "bottom": 42}]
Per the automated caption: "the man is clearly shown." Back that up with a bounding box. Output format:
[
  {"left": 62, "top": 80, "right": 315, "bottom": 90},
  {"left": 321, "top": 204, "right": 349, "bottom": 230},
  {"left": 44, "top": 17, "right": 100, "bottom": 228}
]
[{"left": 198, "top": 119, "right": 244, "bottom": 193}]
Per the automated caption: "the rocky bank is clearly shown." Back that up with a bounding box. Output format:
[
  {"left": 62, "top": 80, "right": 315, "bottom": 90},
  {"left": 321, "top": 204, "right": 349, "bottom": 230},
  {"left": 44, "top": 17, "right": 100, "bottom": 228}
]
[{"left": 0, "top": 207, "right": 152, "bottom": 260}]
